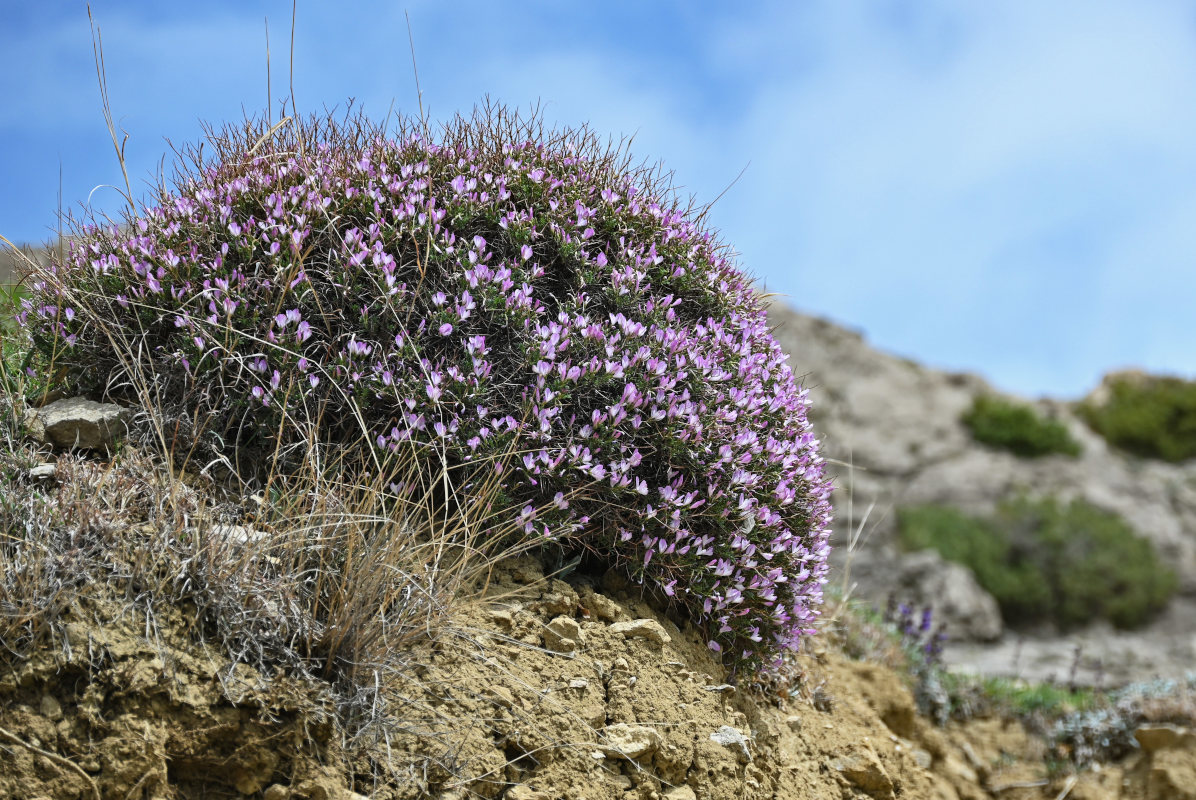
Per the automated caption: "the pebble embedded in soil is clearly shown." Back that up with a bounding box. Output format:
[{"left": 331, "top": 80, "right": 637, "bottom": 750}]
[{"left": 608, "top": 618, "right": 671, "bottom": 646}]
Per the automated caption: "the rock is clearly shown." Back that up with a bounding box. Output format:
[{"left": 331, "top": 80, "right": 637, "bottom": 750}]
[
  {"left": 510, "top": 558, "right": 544, "bottom": 584},
  {"left": 855, "top": 548, "right": 1003, "bottom": 642},
  {"left": 710, "top": 725, "right": 752, "bottom": 762},
  {"left": 210, "top": 524, "right": 268, "bottom": 546},
  {"left": 38, "top": 694, "right": 62, "bottom": 722},
  {"left": 609, "top": 618, "right": 671, "bottom": 647},
  {"left": 262, "top": 787, "right": 290, "bottom": 800},
  {"left": 582, "top": 590, "right": 625, "bottom": 622},
  {"left": 486, "top": 607, "right": 515, "bottom": 629},
  {"left": 34, "top": 397, "right": 130, "bottom": 450},
  {"left": 704, "top": 683, "right": 736, "bottom": 695},
  {"left": 900, "top": 550, "right": 1003, "bottom": 642},
  {"left": 27, "top": 464, "right": 56, "bottom": 481},
  {"left": 784, "top": 715, "right": 802, "bottom": 733},
  {"left": 831, "top": 747, "right": 895, "bottom": 799},
  {"left": 1147, "top": 749, "right": 1196, "bottom": 800},
  {"left": 486, "top": 686, "right": 516, "bottom": 709},
  {"left": 939, "top": 753, "right": 978, "bottom": 786},
  {"left": 1136, "top": 724, "right": 1194, "bottom": 753},
  {"left": 662, "top": 787, "right": 697, "bottom": 800},
  {"left": 768, "top": 301, "right": 1196, "bottom": 677},
  {"left": 543, "top": 615, "right": 582, "bottom": 653},
  {"left": 601, "top": 723, "right": 662, "bottom": 759},
  {"left": 293, "top": 769, "right": 352, "bottom": 800},
  {"left": 539, "top": 579, "right": 578, "bottom": 615},
  {"left": 506, "top": 787, "right": 550, "bottom": 800}
]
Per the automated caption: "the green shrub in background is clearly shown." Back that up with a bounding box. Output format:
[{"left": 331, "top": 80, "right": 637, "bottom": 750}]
[
  {"left": 961, "top": 394, "right": 1081, "bottom": 458},
  {"left": 1079, "top": 374, "right": 1196, "bottom": 463},
  {"left": 896, "top": 504, "right": 1050, "bottom": 623},
  {"left": 897, "top": 497, "right": 1175, "bottom": 630}
]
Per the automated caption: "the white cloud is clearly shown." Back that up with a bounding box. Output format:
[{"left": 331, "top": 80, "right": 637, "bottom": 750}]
[
  {"left": 712, "top": 0, "right": 1196, "bottom": 395},
  {"left": 6, "top": 0, "right": 1196, "bottom": 396}
]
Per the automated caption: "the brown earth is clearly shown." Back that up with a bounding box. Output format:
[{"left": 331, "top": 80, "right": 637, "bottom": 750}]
[{"left": 3, "top": 541, "right": 1192, "bottom": 800}]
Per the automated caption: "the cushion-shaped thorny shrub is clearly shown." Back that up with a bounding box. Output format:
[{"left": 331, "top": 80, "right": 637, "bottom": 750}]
[{"left": 20, "top": 108, "right": 832, "bottom": 672}]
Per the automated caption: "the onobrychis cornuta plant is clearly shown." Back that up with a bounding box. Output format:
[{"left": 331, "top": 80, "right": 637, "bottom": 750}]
[{"left": 21, "top": 107, "right": 832, "bottom": 672}]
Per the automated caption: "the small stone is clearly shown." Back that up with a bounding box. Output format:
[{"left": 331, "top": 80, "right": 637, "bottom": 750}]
[
  {"left": 1150, "top": 749, "right": 1196, "bottom": 800},
  {"left": 262, "top": 786, "right": 290, "bottom": 800},
  {"left": 506, "top": 787, "right": 550, "bottom": 800},
  {"left": 1135, "top": 724, "right": 1192, "bottom": 752},
  {"left": 486, "top": 686, "right": 516, "bottom": 709},
  {"left": 912, "top": 748, "right": 933, "bottom": 770},
  {"left": 35, "top": 397, "right": 130, "bottom": 451},
  {"left": 568, "top": 678, "right": 589, "bottom": 689},
  {"left": 710, "top": 725, "right": 752, "bottom": 762},
  {"left": 540, "top": 580, "right": 578, "bottom": 615},
  {"left": 784, "top": 715, "right": 802, "bottom": 733},
  {"left": 704, "top": 684, "right": 736, "bottom": 695},
  {"left": 609, "top": 618, "right": 671, "bottom": 647},
  {"left": 831, "top": 748, "right": 895, "bottom": 799},
  {"left": 28, "top": 464, "right": 56, "bottom": 481},
  {"left": 511, "top": 560, "right": 544, "bottom": 584},
  {"left": 939, "top": 754, "right": 977, "bottom": 785},
  {"left": 586, "top": 592, "right": 625, "bottom": 622},
  {"left": 39, "top": 695, "right": 63, "bottom": 722},
  {"left": 663, "top": 788, "right": 697, "bottom": 800},
  {"left": 486, "top": 608, "right": 515, "bottom": 629},
  {"left": 601, "top": 723, "right": 663, "bottom": 759},
  {"left": 210, "top": 524, "right": 268, "bottom": 546},
  {"left": 543, "top": 615, "right": 582, "bottom": 653},
  {"left": 64, "top": 622, "right": 102, "bottom": 650}
]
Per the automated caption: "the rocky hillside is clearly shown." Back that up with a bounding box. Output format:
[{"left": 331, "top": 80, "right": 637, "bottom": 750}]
[{"left": 767, "top": 302, "right": 1196, "bottom": 685}]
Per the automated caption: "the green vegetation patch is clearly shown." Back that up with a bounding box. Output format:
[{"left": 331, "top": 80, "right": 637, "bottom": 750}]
[
  {"left": 0, "top": 282, "right": 30, "bottom": 394},
  {"left": 897, "top": 497, "right": 1176, "bottom": 630},
  {"left": 961, "top": 394, "right": 1081, "bottom": 458},
  {"left": 1079, "top": 373, "right": 1196, "bottom": 463}
]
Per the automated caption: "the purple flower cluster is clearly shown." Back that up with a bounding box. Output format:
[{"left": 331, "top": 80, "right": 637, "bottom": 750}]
[{"left": 22, "top": 112, "right": 832, "bottom": 672}]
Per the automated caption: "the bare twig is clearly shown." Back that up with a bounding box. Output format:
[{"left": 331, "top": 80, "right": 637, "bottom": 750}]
[{"left": 86, "top": 3, "right": 134, "bottom": 211}]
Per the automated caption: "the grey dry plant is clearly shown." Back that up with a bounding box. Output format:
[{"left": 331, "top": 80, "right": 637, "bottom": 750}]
[{"left": 0, "top": 269, "right": 577, "bottom": 785}]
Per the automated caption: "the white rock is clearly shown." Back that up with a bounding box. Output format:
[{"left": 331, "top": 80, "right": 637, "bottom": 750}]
[
  {"left": 890, "top": 549, "right": 1003, "bottom": 642},
  {"left": 28, "top": 464, "right": 56, "bottom": 480},
  {"left": 609, "top": 618, "right": 671, "bottom": 646},
  {"left": 601, "top": 723, "right": 662, "bottom": 759},
  {"left": 663, "top": 787, "right": 697, "bottom": 800},
  {"left": 210, "top": 524, "right": 268, "bottom": 546},
  {"left": 543, "top": 615, "right": 582, "bottom": 653},
  {"left": 710, "top": 725, "right": 752, "bottom": 761}
]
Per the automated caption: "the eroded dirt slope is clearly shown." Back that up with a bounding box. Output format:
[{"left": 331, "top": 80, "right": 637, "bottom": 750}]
[{"left": 6, "top": 547, "right": 1191, "bottom": 800}]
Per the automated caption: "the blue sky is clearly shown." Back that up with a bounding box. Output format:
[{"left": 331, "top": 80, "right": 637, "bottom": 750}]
[{"left": 3, "top": 1, "right": 1195, "bottom": 398}]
